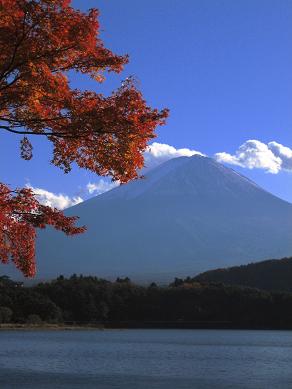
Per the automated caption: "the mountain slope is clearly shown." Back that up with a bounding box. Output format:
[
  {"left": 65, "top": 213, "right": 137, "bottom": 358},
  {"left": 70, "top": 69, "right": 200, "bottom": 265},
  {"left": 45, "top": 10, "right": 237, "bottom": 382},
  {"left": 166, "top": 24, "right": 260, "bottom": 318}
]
[
  {"left": 8, "top": 155, "right": 292, "bottom": 281},
  {"left": 194, "top": 257, "right": 292, "bottom": 293}
]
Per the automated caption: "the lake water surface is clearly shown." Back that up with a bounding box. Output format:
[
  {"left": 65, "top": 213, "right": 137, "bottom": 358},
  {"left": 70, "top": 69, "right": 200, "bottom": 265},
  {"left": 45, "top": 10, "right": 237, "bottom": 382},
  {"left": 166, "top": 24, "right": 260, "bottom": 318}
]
[{"left": 0, "top": 329, "right": 292, "bottom": 388}]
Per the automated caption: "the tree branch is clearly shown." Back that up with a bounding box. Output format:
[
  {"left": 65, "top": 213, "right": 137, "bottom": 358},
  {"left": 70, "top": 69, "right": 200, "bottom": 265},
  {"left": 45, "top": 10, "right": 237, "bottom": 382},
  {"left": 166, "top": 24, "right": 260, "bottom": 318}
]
[
  {"left": 0, "top": 124, "right": 111, "bottom": 139},
  {"left": 0, "top": 125, "right": 79, "bottom": 138}
]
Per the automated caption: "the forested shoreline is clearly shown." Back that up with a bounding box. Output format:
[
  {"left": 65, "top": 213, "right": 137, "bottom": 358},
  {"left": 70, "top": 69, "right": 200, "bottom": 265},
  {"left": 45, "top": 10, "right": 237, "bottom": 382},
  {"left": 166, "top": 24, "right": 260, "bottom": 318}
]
[{"left": 1, "top": 273, "right": 292, "bottom": 330}]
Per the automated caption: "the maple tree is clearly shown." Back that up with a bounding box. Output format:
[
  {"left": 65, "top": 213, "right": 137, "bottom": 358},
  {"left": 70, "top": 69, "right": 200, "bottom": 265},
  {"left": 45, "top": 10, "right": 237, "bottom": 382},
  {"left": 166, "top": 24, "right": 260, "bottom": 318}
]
[
  {"left": 0, "top": 0, "right": 168, "bottom": 276},
  {"left": 0, "top": 183, "right": 85, "bottom": 276}
]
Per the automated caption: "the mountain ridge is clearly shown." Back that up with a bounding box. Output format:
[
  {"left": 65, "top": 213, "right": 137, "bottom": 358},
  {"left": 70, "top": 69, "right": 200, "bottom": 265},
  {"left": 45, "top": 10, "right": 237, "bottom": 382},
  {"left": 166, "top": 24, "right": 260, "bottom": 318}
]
[{"left": 80, "top": 155, "right": 288, "bottom": 205}]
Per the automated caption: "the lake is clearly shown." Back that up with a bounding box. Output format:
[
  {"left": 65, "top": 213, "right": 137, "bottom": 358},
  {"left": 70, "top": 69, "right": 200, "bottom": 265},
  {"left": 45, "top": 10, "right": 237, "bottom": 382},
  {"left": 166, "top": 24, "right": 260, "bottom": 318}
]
[{"left": 0, "top": 329, "right": 292, "bottom": 388}]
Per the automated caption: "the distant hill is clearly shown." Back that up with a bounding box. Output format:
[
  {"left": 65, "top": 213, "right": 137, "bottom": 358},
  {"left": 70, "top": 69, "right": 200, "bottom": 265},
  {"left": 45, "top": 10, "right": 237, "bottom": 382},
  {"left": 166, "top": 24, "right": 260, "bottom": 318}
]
[{"left": 194, "top": 257, "right": 292, "bottom": 292}]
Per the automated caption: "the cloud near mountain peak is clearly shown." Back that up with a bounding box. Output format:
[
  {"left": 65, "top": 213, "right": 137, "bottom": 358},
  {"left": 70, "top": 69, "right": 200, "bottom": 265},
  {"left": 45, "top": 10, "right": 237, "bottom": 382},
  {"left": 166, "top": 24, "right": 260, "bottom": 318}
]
[
  {"left": 143, "top": 142, "right": 205, "bottom": 170},
  {"left": 215, "top": 140, "right": 292, "bottom": 174}
]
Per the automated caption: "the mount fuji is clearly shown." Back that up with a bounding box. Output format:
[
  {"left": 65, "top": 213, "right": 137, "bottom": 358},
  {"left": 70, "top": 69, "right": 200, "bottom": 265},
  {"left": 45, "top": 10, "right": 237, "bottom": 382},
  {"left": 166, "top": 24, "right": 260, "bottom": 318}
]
[{"left": 12, "top": 155, "right": 292, "bottom": 281}]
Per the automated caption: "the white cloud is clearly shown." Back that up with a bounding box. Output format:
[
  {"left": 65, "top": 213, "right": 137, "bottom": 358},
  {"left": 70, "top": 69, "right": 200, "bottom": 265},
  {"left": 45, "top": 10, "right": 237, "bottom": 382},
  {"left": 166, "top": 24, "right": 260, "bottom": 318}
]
[
  {"left": 144, "top": 142, "right": 205, "bottom": 171},
  {"left": 28, "top": 185, "right": 83, "bottom": 210},
  {"left": 86, "top": 179, "right": 119, "bottom": 195},
  {"left": 85, "top": 143, "right": 205, "bottom": 196},
  {"left": 267, "top": 141, "right": 292, "bottom": 171},
  {"left": 214, "top": 140, "right": 292, "bottom": 174}
]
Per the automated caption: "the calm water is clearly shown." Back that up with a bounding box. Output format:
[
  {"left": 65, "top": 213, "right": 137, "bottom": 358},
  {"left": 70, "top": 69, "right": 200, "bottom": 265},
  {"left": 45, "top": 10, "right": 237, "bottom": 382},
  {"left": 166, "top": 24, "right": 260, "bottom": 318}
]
[{"left": 0, "top": 329, "right": 292, "bottom": 388}]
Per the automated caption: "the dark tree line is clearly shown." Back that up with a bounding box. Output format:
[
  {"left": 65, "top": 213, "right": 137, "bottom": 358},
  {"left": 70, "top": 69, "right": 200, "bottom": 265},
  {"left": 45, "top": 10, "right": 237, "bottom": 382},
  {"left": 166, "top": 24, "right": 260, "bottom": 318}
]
[{"left": 1, "top": 274, "right": 292, "bottom": 329}]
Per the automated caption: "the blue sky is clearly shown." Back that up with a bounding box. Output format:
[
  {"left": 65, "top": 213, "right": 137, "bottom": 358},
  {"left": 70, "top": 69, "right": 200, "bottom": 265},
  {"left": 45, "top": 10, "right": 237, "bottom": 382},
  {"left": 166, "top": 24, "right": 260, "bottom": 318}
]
[{"left": 1, "top": 0, "right": 292, "bottom": 206}]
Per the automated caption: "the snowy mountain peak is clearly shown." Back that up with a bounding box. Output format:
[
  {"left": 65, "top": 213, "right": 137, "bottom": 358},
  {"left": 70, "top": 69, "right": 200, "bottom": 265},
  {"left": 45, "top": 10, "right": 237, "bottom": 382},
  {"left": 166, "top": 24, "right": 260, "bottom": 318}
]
[{"left": 95, "top": 155, "right": 266, "bottom": 202}]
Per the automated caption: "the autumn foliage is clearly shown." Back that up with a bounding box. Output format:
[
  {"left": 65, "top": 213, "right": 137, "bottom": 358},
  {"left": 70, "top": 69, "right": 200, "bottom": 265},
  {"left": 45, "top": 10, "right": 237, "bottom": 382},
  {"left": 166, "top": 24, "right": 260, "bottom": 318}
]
[
  {"left": 0, "top": 183, "right": 85, "bottom": 276},
  {"left": 0, "top": 0, "right": 168, "bottom": 276}
]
